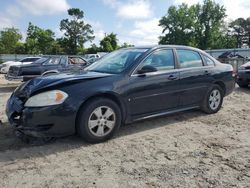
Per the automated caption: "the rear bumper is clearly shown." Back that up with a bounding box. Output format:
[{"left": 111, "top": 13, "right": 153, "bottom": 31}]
[
  {"left": 6, "top": 96, "right": 77, "bottom": 137},
  {"left": 225, "top": 80, "right": 235, "bottom": 96},
  {"left": 237, "top": 70, "right": 250, "bottom": 84}
]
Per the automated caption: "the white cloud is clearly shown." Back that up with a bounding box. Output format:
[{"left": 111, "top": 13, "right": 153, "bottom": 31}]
[
  {"left": 84, "top": 20, "right": 106, "bottom": 47},
  {"left": 173, "top": 0, "right": 200, "bottom": 6},
  {"left": 128, "top": 18, "right": 161, "bottom": 45},
  {"left": 0, "top": 17, "right": 14, "bottom": 29},
  {"left": 5, "top": 5, "right": 22, "bottom": 18},
  {"left": 221, "top": 0, "right": 250, "bottom": 20},
  {"left": 17, "top": 0, "right": 70, "bottom": 15},
  {"left": 103, "top": 0, "right": 153, "bottom": 20},
  {"left": 173, "top": 0, "right": 250, "bottom": 20},
  {"left": 102, "top": 0, "right": 120, "bottom": 8},
  {"left": 117, "top": 0, "right": 152, "bottom": 19}
]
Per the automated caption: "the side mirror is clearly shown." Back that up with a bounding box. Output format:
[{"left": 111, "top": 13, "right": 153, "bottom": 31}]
[{"left": 137, "top": 65, "right": 157, "bottom": 74}]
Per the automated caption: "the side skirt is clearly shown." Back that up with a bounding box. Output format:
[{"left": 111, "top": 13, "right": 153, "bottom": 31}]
[{"left": 130, "top": 106, "right": 200, "bottom": 123}]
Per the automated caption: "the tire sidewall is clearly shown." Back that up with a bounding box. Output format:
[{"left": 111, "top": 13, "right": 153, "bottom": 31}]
[
  {"left": 77, "top": 98, "right": 121, "bottom": 143},
  {"left": 203, "top": 85, "right": 224, "bottom": 114}
]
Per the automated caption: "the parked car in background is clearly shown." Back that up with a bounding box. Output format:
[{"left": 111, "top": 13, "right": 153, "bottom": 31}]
[
  {"left": 84, "top": 54, "right": 100, "bottom": 63},
  {"left": 0, "top": 57, "right": 41, "bottom": 74},
  {"left": 237, "top": 61, "right": 250, "bottom": 88},
  {"left": 6, "top": 45, "right": 235, "bottom": 143},
  {"left": 5, "top": 56, "right": 89, "bottom": 81}
]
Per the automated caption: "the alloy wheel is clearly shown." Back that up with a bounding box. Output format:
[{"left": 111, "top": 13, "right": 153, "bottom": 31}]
[
  {"left": 88, "top": 106, "right": 116, "bottom": 137},
  {"left": 209, "top": 89, "right": 221, "bottom": 110}
]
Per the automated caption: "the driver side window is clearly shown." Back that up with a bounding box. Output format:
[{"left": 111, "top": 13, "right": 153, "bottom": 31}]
[{"left": 140, "top": 49, "right": 175, "bottom": 72}]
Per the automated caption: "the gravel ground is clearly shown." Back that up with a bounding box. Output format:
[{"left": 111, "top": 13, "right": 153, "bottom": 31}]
[{"left": 0, "top": 74, "right": 249, "bottom": 188}]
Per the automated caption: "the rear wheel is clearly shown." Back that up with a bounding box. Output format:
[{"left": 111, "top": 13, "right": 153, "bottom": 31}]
[
  {"left": 77, "top": 98, "right": 121, "bottom": 143},
  {"left": 201, "top": 85, "right": 224, "bottom": 114}
]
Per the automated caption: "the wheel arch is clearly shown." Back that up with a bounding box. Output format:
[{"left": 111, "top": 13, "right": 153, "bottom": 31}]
[
  {"left": 42, "top": 70, "right": 59, "bottom": 76},
  {"left": 75, "top": 92, "right": 127, "bottom": 131},
  {"left": 213, "top": 81, "right": 226, "bottom": 96}
]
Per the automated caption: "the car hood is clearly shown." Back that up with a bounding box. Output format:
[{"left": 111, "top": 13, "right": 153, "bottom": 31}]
[
  {"left": 15, "top": 71, "right": 112, "bottom": 96},
  {"left": 3, "top": 61, "right": 15, "bottom": 65},
  {"left": 14, "top": 63, "right": 40, "bottom": 68}
]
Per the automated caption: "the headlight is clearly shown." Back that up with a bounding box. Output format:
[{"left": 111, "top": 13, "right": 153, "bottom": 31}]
[{"left": 24, "top": 90, "right": 68, "bottom": 107}]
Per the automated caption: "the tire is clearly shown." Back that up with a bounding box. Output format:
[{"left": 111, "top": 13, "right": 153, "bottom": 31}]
[
  {"left": 201, "top": 85, "right": 224, "bottom": 114},
  {"left": 237, "top": 83, "right": 249, "bottom": 88},
  {"left": 77, "top": 98, "right": 121, "bottom": 143}
]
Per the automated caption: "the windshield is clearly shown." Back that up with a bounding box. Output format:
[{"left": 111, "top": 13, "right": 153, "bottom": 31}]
[{"left": 85, "top": 48, "right": 148, "bottom": 74}]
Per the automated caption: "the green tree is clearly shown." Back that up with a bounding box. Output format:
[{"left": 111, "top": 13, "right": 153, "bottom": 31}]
[
  {"left": 0, "top": 27, "right": 22, "bottom": 53},
  {"left": 100, "top": 33, "right": 118, "bottom": 52},
  {"left": 60, "top": 8, "right": 94, "bottom": 54},
  {"left": 229, "top": 17, "right": 250, "bottom": 48},
  {"left": 86, "top": 44, "right": 100, "bottom": 54},
  {"left": 118, "top": 42, "right": 134, "bottom": 49},
  {"left": 25, "top": 22, "right": 55, "bottom": 54},
  {"left": 195, "top": 0, "right": 226, "bottom": 49},
  {"left": 159, "top": 3, "right": 197, "bottom": 46},
  {"left": 159, "top": 0, "right": 227, "bottom": 49},
  {"left": 15, "top": 42, "right": 26, "bottom": 54}
]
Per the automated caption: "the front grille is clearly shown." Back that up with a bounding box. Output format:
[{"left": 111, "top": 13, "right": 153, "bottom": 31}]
[{"left": 8, "top": 66, "right": 20, "bottom": 76}]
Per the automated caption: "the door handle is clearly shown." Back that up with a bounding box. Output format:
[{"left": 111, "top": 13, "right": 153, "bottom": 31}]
[{"left": 168, "top": 74, "right": 178, "bottom": 80}]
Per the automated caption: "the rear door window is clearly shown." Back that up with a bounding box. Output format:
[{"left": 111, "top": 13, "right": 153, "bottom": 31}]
[{"left": 177, "top": 50, "right": 203, "bottom": 68}]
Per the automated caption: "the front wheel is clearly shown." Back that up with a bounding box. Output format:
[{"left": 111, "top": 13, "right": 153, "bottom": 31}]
[
  {"left": 201, "top": 85, "right": 224, "bottom": 114},
  {"left": 77, "top": 98, "right": 121, "bottom": 143}
]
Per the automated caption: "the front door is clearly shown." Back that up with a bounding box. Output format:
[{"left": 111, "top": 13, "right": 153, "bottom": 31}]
[{"left": 126, "top": 49, "right": 180, "bottom": 117}]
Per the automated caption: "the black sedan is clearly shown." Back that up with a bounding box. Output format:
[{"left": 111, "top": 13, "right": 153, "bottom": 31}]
[
  {"left": 237, "top": 62, "right": 250, "bottom": 88},
  {"left": 5, "top": 56, "right": 89, "bottom": 81},
  {"left": 6, "top": 45, "right": 235, "bottom": 143}
]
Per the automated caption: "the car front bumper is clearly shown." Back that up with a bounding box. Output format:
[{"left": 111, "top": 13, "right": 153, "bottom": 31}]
[
  {"left": 6, "top": 96, "right": 77, "bottom": 137},
  {"left": 237, "top": 70, "right": 250, "bottom": 84},
  {"left": 5, "top": 74, "right": 23, "bottom": 81},
  {"left": 0, "top": 67, "right": 8, "bottom": 74}
]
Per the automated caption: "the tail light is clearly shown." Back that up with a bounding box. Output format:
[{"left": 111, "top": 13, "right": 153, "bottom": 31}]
[
  {"left": 229, "top": 65, "right": 236, "bottom": 77},
  {"left": 232, "top": 70, "right": 236, "bottom": 77}
]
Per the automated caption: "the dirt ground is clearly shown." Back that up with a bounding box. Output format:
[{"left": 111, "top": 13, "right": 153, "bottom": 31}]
[{"left": 0, "top": 74, "right": 249, "bottom": 188}]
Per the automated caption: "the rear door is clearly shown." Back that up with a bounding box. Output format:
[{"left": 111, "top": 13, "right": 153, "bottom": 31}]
[
  {"left": 176, "top": 49, "right": 213, "bottom": 106},
  {"left": 127, "top": 49, "right": 180, "bottom": 116}
]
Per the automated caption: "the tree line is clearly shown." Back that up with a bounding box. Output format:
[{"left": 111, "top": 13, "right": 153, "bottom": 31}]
[
  {"left": 159, "top": 0, "right": 250, "bottom": 49},
  {"left": 0, "top": 0, "right": 249, "bottom": 55}
]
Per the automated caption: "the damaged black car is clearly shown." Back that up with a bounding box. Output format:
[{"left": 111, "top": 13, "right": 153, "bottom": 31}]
[{"left": 6, "top": 45, "right": 235, "bottom": 143}]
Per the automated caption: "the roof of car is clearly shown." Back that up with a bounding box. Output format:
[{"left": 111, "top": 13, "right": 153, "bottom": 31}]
[{"left": 129, "top": 45, "right": 203, "bottom": 51}]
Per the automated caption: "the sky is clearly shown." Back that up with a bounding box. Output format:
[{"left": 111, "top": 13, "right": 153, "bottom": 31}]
[{"left": 0, "top": 0, "right": 249, "bottom": 47}]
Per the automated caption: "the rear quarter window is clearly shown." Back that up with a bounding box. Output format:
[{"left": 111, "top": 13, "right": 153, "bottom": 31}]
[{"left": 203, "top": 55, "right": 215, "bottom": 66}]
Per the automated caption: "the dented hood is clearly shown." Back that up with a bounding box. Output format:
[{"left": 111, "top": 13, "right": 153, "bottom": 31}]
[{"left": 15, "top": 71, "right": 112, "bottom": 97}]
